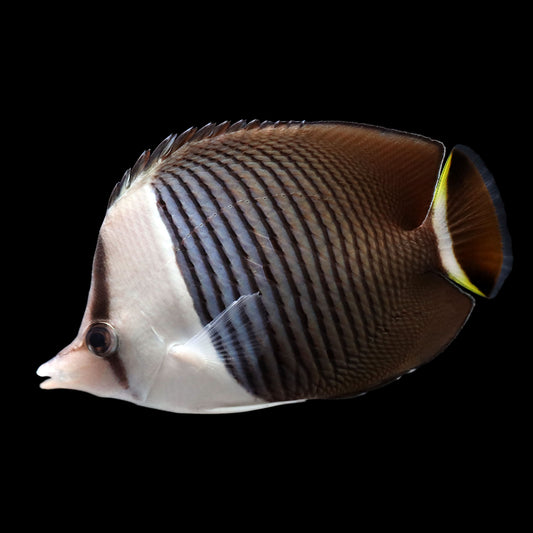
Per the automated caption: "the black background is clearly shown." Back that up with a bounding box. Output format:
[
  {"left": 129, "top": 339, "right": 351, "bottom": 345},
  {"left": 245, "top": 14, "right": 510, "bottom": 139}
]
[{"left": 12, "top": 9, "right": 528, "bottom": 528}]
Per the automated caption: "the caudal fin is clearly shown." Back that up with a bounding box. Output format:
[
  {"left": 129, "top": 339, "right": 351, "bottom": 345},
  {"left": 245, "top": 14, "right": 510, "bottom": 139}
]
[{"left": 431, "top": 145, "right": 512, "bottom": 298}]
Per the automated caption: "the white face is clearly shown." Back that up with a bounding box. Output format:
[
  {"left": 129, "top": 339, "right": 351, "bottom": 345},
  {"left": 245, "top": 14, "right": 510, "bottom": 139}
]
[
  {"left": 37, "top": 183, "right": 267, "bottom": 414},
  {"left": 37, "top": 183, "right": 178, "bottom": 405}
]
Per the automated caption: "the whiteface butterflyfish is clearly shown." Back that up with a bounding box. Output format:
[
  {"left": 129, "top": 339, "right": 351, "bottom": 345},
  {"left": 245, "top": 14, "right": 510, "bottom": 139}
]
[{"left": 37, "top": 121, "right": 513, "bottom": 413}]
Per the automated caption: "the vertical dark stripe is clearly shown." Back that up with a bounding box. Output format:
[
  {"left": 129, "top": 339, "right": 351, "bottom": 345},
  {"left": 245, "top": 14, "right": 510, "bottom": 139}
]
[
  {"left": 107, "top": 353, "right": 129, "bottom": 389},
  {"left": 90, "top": 237, "right": 110, "bottom": 320},
  {"left": 162, "top": 172, "right": 240, "bottom": 307},
  {"left": 88, "top": 238, "right": 129, "bottom": 389},
  {"left": 155, "top": 184, "right": 212, "bottom": 324}
]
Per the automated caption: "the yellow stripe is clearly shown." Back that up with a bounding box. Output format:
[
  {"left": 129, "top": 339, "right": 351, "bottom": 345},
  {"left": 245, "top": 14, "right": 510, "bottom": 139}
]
[
  {"left": 448, "top": 273, "right": 486, "bottom": 297},
  {"left": 433, "top": 152, "right": 486, "bottom": 297},
  {"left": 434, "top": 149, "right": 452, "bottom": 200}
]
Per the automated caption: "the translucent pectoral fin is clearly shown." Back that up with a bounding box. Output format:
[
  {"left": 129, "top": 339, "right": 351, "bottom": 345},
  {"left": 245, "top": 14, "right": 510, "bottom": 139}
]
[
  {"left": 174, "top": 292, "right": 263, "bottom": 358},
  {"left": 158, "top": 292, "right": 279, "bottom": 413}
]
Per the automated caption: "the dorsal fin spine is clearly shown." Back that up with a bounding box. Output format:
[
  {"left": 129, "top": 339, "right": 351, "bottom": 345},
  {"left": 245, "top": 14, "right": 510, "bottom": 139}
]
[
  {"left": 130, "top": 149, "right": 151, "bottom": 176},
  {"left": 106, "top": 120, "right": 303, "bottom": 209},
  {"left": 150, "top": 133, "right": 178, "bottom": 162}
]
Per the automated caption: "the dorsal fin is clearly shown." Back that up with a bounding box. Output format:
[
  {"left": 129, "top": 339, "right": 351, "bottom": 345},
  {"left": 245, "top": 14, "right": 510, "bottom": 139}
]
[
  {"left": 106, "top": 119, "right": 441, "bottom": 216},
  {"left": 106, "top": 120, "right": 306, "bottom": 209}
]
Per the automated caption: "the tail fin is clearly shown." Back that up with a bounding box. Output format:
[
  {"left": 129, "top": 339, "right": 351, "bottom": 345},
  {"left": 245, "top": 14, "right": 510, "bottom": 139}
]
[{"left": 430, "top": 145, "right": 512, "bottom": 298}]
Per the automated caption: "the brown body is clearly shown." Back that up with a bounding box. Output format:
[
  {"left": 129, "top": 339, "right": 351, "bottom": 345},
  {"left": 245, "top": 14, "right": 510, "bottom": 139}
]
[{"left": 153, "top": 122, "right": 476, "bottom": 401}]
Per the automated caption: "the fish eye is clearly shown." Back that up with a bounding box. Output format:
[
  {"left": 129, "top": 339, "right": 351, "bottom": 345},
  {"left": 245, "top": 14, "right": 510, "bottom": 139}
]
[{"left": 85, "top": 322, "right": 118, "bottom": 357}]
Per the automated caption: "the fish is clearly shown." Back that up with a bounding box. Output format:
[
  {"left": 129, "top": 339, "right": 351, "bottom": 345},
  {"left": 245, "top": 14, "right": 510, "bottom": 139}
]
[{"left": 36, "top": 120, "right": 513, "bottom": 414}]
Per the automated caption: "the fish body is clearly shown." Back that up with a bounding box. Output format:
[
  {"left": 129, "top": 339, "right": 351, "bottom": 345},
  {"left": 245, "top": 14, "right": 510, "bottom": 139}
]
[{"left": 37, "top": 121, "right": 512, "bottom": 413}]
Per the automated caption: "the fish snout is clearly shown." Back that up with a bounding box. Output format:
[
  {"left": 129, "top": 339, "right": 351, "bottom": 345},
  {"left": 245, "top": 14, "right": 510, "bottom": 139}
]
[{"left": 36, "top": 339, "right": 122, "bottom": 397}]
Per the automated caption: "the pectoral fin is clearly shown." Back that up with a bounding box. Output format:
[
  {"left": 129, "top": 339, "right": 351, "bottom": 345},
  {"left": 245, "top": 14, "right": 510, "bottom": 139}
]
[{"left": 169, "top": 292, "right": 264, "bottom": 372}]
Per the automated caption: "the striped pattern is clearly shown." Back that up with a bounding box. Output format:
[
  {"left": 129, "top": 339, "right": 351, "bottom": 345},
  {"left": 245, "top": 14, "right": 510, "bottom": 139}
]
[{"left": 151, "top": 123, "right": 456, "bottom": 401}]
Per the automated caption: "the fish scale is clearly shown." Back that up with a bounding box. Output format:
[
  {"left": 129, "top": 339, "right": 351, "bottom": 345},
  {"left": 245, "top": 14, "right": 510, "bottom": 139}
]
[
  {"left": 292, "top": 138, "right": 386, "bottom": 327},
  {"left": 288, "top": 139, "right": 374, "bottom": 349}
]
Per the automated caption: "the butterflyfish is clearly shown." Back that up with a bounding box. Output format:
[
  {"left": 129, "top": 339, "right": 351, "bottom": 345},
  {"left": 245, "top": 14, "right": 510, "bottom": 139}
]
[{"left": 37, "top": 121, "right": 513, "bottom": 413}]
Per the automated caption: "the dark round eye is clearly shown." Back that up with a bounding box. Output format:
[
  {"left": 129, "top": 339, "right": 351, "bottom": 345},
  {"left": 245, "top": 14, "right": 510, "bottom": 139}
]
[{"left": 85, "top": 322, "right": 118, "bottom": 357}]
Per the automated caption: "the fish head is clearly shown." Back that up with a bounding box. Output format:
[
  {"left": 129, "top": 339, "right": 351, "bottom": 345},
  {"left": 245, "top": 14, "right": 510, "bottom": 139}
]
[
  {"left": 36, "top": 310, "right": 169, "bottom": 405},
  {"left": 36, "top": 184, "right": 188, "bottom": 406},
  {"left": 36, "top": 182, "right": 261, "bottom": 413},
  {"left": 36, "top": 265, "right": 167, "bottom": 407},
  {"left": 36, "top": 322, "right": 133, "bottom": 401}
]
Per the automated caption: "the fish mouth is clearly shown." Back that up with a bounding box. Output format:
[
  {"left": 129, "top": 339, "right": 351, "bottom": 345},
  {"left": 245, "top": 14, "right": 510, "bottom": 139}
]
[
  {"left": 36, "top": 343, "right": 130, "bottom": 397},
  {"left": 36, "top": 359, "right": 64, "bottom": 390},
  {"left": 36, "top": 339, "right": 86, "bottom": 390}
]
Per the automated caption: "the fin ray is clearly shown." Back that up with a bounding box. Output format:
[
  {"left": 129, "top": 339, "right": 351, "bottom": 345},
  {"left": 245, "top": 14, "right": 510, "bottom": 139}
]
[
  {"left": 181, "top": 292, "right": 262, "bottom": 354},
  {"left": 431, "top": 145, "right": 512, "bottom": 298}
]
